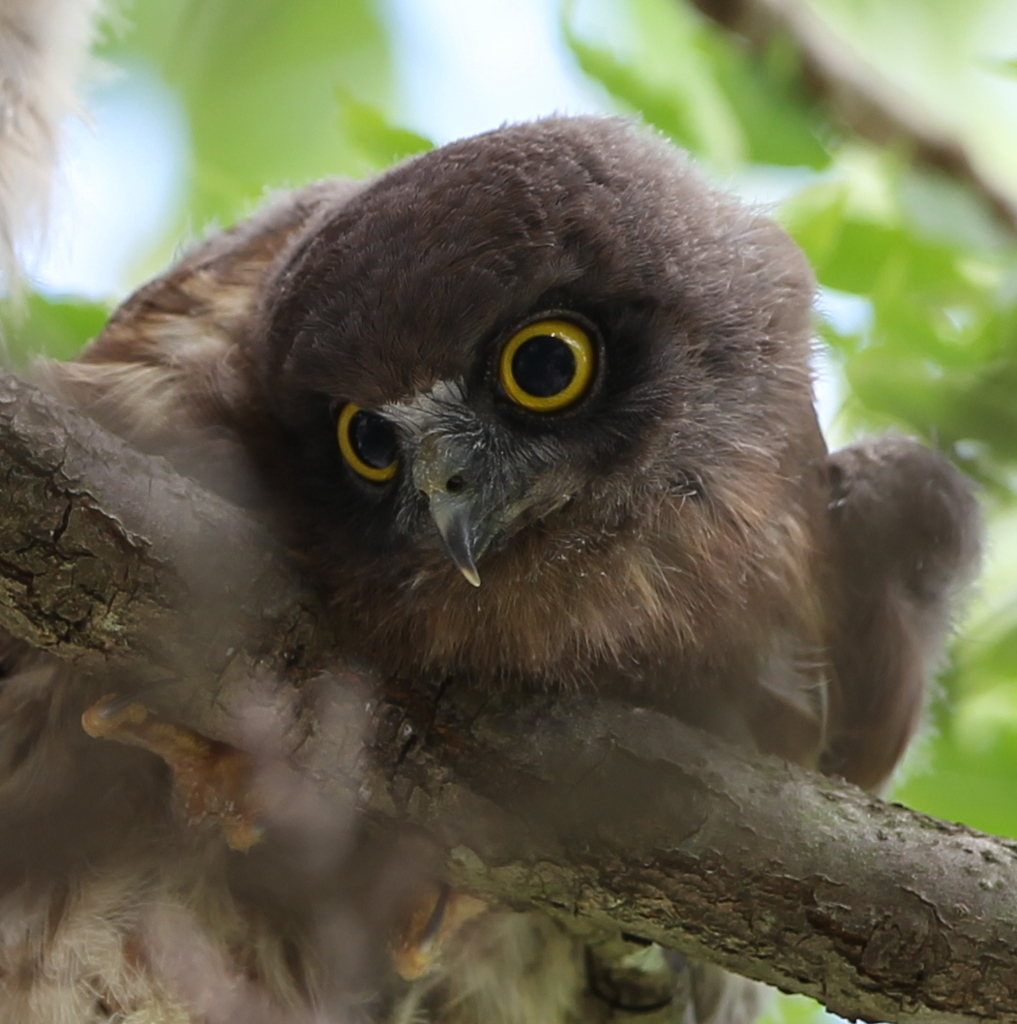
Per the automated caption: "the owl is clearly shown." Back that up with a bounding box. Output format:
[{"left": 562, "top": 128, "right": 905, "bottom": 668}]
[{"left": 0, "top": 117, "right": 979, "bottom": 1024}]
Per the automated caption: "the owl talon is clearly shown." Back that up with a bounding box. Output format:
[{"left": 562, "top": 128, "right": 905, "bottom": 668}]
[
  {"left": 391, "top": 883, "right": 489, "bottom": 980},
  {"left": 82, "top": 694, "right": 265, "bottom": 851}
]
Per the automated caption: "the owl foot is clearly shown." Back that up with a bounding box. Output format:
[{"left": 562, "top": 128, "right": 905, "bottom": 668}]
[
  {"left": 391, "top": 882, "right": 488, "bottom": 980},
  {"left": 82, "top": 693, "right": 265, "bottom": 851},
  {"left": 588, "top": 934, "right": 692, "bottom": 1020}
]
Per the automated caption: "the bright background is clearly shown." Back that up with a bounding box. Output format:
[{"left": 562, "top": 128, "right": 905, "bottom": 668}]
[{"left": 12, "top": 3, "right": 1017, "bottom": 1021}]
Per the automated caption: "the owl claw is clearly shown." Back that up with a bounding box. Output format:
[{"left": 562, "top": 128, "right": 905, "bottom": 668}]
[
  {"left": 391, "top": 883, "right": 489, "bottom": 980},
  {"left": 82, "top": 694, "right": 265, "bottom": 851}
]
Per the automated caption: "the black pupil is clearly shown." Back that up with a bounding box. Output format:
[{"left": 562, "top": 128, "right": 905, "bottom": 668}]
[
  {"left": 350, "top": 410, "right": 397, "bottom": 470},
  {"left": 512, "top": 335, "right": 576, "bottom": 398}
]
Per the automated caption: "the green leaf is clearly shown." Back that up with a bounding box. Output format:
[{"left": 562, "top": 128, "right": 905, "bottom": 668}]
[
  {"left": 779, "top": 182, "right": 849, "bottom": 269},
  {"left": 894, "top": 731, "right": 1017, "bottom": 841},
  {"left": 102, "top": 0, "right": 394, "bottom": 225},
  {"left": 336, "top": 93, "right": 432, "bottom": 175},
  {"left": 700, "top": 28, "right": 829, "bottom": 169},
  {"left": 565, "top": 32, "right": 699, "bottom": 150},
  {"left": 563, "top": 0, "right": 746, "bottom": 168},
  {"left": 565, "top": 0, "right": 827, "bottom": 169},
  {"left": 2, "top": 294, "right": 110, "bottom": 367},
  {"left": 757, "top": 992, "right": 832, "bottom": 1024}
]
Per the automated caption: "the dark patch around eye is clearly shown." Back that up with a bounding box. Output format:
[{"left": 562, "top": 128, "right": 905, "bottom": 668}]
[
  {"left": 350, "top": 410, "right": 398, "bottom": 470},
  {"left": 511, "top": 334, "right": 577, "bottom": 397}
]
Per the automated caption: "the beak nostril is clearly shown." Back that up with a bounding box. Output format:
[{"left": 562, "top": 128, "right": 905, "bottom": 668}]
[{"left": 445, "top": 475, "right": 466, "bottom": 494}]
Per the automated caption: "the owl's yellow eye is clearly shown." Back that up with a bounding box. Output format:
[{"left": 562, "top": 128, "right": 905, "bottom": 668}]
[
  {"left": 499, "top": 318, "right": 596, "bottom": 412},
  {"left": 337, "top": 403, "right": 399, "bottom": 482}
]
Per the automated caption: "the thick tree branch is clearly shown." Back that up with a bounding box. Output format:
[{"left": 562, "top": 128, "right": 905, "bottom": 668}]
[
  {"left": 0, "top": 368, "right": 336, "bottom": 700},
  {"left": 0, "top": 367, "right": 1015, "bottom": 1023},
  {"left": 690, "top": 0, "right": 1017, "bottom": 236}
]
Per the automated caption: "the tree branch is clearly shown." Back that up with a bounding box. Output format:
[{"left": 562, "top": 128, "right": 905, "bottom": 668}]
[
  {"left": 690, "top": 0, "right": 1017, "bottom": 236},
  {"left": 1, "top": 367, "right": 1015, "bottom": 1023}
]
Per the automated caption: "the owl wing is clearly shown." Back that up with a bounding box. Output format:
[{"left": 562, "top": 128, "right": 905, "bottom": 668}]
[{"left": 821, "top": 437, "right": 981, "bottom": 790}]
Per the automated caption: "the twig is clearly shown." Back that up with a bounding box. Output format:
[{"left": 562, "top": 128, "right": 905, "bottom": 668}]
[{"left": 691, "top": 0, "right": 1017, "bottom": 235}]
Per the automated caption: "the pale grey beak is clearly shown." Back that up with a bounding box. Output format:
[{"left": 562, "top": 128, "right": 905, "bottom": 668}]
[
  {"left": 392, "top": 384, "right": 533, "bottom": 588},
  {"left": 427, "top": 491, "right": 482, "bottom": 587}
]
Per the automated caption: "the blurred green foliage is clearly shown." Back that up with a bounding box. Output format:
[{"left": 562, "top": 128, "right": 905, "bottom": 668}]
[
  {"left": 99, "top": 0, "right": 396, "bottom": 223},
  {"left": 565, "top": 0, "right": 829, "bottom": 170},
  {"left": 7, "top": 2, "right": 1017, "bottom": 1020},
  {"left": 2, "top": 294, "right": 110, "bottom": 367}
]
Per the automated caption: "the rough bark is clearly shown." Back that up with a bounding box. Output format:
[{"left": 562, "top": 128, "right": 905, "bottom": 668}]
[
  {"left": 0, "top": 368, "right": 335, "bottom": 701},
  {"left": 1, "top": 366, "right": 1015, "bottom": 1023},
  {"left": 690, "top": 0, "right": 1017, "bottom": 236}
]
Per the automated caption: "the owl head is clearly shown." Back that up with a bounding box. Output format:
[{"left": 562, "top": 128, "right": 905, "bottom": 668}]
[
  {"left": 249, "top": 118, "right": 821, "bottom": 684},
  {"left": 53, "top": 117, "right": 823, "bottom": 689}
]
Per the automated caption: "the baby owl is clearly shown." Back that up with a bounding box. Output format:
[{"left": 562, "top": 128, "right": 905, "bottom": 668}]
[{"left": 0, "top": 116, "right": 980, "bottom": 1023}]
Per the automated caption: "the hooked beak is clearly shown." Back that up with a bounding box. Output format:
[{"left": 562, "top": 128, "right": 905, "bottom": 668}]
[
  {"left": 391, "top": 384, "right": 551, "bottom": 588},
  {"left": 427, "top": 492, "right": 482, "bottom": 587},
  {"left": 411, "top": 431, "right": 509, "bottom": 588}
]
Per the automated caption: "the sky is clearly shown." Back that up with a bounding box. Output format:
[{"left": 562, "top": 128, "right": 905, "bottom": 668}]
[
  {"left": 383, "top": 0, "right": 605, "bottom": 143},
  {"left": 24, "top": 65, "right": 187, "bottom": 299}
]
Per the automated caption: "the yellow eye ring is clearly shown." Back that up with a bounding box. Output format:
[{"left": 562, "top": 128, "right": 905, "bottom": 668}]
[
  {"left": 499, "top": 318, "right": 596, "bottom": 412},
  {"left": 337, "top": 403, "right": 399, "bottom": 482}
]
